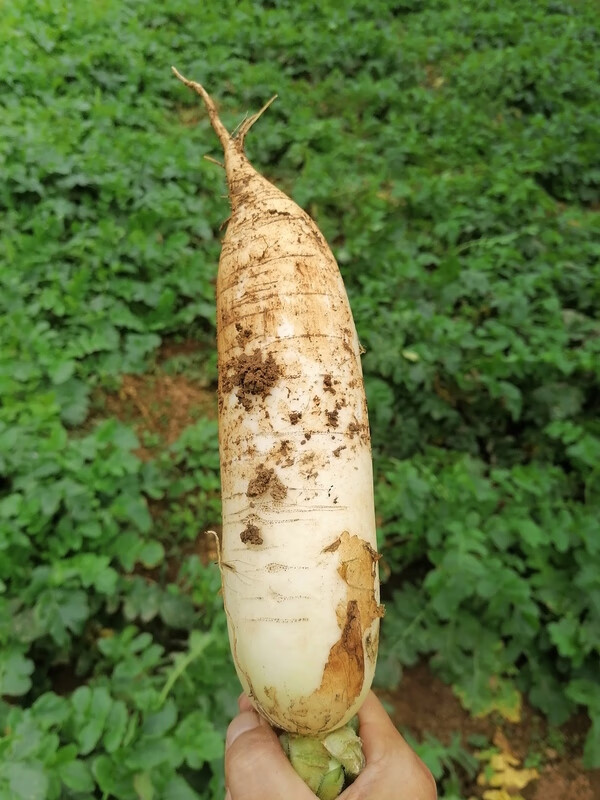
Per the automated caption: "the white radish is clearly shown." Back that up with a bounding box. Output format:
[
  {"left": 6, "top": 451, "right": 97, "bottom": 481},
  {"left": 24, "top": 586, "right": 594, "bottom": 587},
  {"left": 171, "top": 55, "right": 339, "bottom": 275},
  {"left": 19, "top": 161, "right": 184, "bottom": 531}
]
[{"left": 172, "top": 69, "right": 383, "bottom": 743}]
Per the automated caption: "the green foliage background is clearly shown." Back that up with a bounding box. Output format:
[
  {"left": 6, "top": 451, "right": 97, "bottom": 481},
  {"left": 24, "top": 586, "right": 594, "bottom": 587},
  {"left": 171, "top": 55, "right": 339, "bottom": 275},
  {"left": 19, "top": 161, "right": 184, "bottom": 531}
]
[{"left": 1, "top": 0, "right": 599, "bottom": 797}]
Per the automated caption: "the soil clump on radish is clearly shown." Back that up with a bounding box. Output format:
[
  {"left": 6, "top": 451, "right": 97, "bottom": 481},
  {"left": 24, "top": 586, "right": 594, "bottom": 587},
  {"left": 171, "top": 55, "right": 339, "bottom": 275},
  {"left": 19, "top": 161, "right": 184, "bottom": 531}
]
[
  {"left": 224, "top": 350, "right": 281, "bottom": 409},
  {"left": 240, "top": 523, "right": 263, "bottom": 545},
  {"left": 247, "top": 465, "right": 288, "bottom": 500}
]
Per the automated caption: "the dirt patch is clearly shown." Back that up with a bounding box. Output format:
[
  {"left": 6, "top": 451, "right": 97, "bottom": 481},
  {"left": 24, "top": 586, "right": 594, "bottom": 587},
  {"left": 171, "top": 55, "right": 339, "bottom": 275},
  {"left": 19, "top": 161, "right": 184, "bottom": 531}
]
[
  {"left": 380, "top": 662, "right": 492, "bottom": 745},
  {"left": 526, "top": 764, "right": 599, "bottom": 800},
  {"left": 347, "top": 421, "right": 360, "bottom": 437},
  {"left": 223, "top": 350, "right": 280, "bottom": 410},
  {"left": 158, "top": 338, "right": 209, "bottom": 361},
  {"left": 99, "top": 373, "right": 217, "bottom": 459},
  {"left": 246, "top": 465, "right": 287, "bottom": 501},
  {"left": 289, "top": 411, "right": 302, "bottom": 424},
  {"left": 235, "top": 322, "right": 253, "bottom": 344},
  {"left": 379, "top": 662, "right": 600, "bottom": 799},
  {"left": 323, "top": 374, "right": 336, "bottom": 394},
  {"left": 325, "top": 409, "right": 339, "bottom": 427},
  {"left": 240, "top": 523, "right": 263, "bottom": 545}
]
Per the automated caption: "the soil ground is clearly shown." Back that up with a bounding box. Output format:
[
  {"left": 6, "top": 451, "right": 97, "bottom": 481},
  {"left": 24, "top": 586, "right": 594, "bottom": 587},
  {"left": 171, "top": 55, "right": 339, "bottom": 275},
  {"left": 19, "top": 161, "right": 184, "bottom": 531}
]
[
  {"left": 382, "top": 662, "right": 600, "bottom": 800},
  {"left": 95, "top": 339, "right": 218, "bottom": 459}
]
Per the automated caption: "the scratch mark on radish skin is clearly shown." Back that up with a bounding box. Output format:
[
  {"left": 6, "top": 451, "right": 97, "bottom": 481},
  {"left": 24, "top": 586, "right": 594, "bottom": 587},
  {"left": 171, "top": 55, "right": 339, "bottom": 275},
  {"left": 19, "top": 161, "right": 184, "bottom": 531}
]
[
  {"left": 243, "top": 594, "right": 312, "bottom": 602},
  {"left": 223, "top": 561, "right": 312, "bottom": 575},
  {"left": 229, "top": 291, "right": 345, "bottom": 312},
  {"left": 220, "top": 254, "right": 318, "bottom": 288},
  {"left": 266, "top": 563, "right": 309, "bottom": 572},
  {"left": 244, "top": 617, "right": 310, "bottom": 623},
  {"left": 231, "top": 545, "right": 278, "bottom": 554}
]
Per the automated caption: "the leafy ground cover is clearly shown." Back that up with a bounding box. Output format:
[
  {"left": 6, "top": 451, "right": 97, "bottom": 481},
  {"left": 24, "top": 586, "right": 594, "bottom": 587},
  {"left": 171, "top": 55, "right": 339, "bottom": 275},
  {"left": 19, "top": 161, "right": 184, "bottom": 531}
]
[{"left": 1, "top": 1, "right": 599, "bottom": 798}]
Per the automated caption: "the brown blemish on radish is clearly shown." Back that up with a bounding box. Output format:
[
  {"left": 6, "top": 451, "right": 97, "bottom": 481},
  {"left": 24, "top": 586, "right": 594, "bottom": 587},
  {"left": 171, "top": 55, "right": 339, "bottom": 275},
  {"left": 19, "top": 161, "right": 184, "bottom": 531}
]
[
  {"left": 365, "top": 629, "right": 379, "bottom": 663},
  {"left": 322, "top": 532, "right": 384, "bottom": 630},
  {"left": 260, "top": 531, "right": 383, "bottom": 732},
  {"left": 312, "top": 599, "right": 364, "bottom": 704},
  {"left": 259, "top": 600, "right": 364, "bottom": 735},
  {"left": 322, "top": 538, "right": 341, "bottom": 554}
]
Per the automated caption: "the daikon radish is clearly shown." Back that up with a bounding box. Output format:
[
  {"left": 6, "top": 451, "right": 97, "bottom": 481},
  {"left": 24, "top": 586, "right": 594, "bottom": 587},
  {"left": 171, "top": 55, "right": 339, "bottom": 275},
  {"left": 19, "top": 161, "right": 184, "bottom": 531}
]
[{"left": 173, "top": 68, "right": 383, "bottom": 794}]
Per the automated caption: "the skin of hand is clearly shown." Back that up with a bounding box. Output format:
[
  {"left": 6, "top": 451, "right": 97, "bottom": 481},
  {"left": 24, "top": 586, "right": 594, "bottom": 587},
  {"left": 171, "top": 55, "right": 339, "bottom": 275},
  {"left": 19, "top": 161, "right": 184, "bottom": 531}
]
[{"left": 224, "top": 691, "right": 438, "bottom": 800}]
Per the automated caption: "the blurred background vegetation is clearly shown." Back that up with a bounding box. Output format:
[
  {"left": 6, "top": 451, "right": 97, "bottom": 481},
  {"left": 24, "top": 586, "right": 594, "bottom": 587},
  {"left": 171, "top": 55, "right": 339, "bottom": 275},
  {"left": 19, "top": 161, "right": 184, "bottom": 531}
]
[{"left": 1, "top": 1, "right": 599, "bottom": 798}]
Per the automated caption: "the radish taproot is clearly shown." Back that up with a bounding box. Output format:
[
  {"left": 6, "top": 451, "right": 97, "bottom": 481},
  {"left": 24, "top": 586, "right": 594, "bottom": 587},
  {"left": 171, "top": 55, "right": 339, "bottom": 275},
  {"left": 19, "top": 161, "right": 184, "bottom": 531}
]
[{"left": 173, "top": 68, "right": 383, "bottom": 793}]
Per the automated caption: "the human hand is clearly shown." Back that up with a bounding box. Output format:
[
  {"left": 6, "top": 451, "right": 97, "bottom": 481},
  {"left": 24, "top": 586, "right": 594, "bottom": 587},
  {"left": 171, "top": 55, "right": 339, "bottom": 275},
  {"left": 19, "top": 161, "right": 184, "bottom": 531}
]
[{"left": 224, "top": 691, "right": 437, "bottom": 799}]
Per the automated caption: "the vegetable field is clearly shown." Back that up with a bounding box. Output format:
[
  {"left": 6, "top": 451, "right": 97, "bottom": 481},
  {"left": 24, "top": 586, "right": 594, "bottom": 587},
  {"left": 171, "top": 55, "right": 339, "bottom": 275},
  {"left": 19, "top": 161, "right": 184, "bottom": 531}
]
[{"left": 1, "top": 1, "right": 599, "bottom": 798}]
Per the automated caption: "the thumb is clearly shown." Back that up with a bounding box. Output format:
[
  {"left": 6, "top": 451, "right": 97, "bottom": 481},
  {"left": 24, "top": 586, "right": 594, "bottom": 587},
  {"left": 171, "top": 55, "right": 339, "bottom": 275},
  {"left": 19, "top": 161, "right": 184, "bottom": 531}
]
[
  {"left": 341, "top": 692, "right": 437, "bottom": 799},
  {"left": 225, "top": 709, "right": 315, "bottom": 800}
]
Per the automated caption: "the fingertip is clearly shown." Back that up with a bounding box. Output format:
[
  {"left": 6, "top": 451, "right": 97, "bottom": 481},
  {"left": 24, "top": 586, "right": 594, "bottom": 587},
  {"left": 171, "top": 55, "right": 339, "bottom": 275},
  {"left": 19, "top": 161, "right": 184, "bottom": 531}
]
[
  {"left": 226, "top": 710, "right": 261, "bottom": 750},
  {"left": 357, "top": 691, "right": 410, "bottom": 763},
  {"left": 225, "top": 710, "right": 312, "bottom": 799},
  {"left": 238, "top": 692, "right": 257, "bottom": 713},
  {"left": 353, "top": 692, "right": 437, "bottom": 799},
  {"left": 357, "top": 690, "right": 393, "bottom": 722}
]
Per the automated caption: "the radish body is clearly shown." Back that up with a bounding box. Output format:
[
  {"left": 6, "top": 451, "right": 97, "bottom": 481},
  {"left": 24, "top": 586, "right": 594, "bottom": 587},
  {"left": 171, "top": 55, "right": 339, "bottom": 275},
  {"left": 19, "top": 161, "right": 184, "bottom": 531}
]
[{"left": 174, "top": 69, "right": 382, "bottom": 737}]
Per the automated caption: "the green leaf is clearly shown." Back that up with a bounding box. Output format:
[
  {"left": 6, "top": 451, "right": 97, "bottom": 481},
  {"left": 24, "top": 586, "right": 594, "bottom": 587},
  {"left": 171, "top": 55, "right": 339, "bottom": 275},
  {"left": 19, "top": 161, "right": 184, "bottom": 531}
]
[
  {"left": 31, "top": 693, "right": 71, "bottom": 728},
  {"left": 48, "top": 360, "right": 76, "bottom": 385},
  {"left": 0, "top": 650, "right": 34, "bottom": 696},
  {"left": 91, "top": 755, "right": 115, "bottom": 794},
  {"left": 71, "top": 687, "right": 113, "bottom": 755},
  {"left": 133, "top": 771, "right": 155, "bottom": 800},
  {"left": 58, "top": 759, "right": 95, "bottom": 793},
  {"left": 175, "top": 711, "right": 224, "bottom": 769},
  {"left": 162, "top": 775, "right": 203, "bottom": 800},
  {"left": 158, "top": 591, "right": 195, "bottom": 629},
  {"left": 122, "top": 577, "right": 161, "bottom": 622},
  {"left": 141, "top": 699, "right": 178, "bottom": 738},
  {"left": 122, "top": 497, "right": 153, "bottom": 534},
  {"left": 548, "top": 616, "right": 579, "bottom": 659},
  {"left": 54, "top": 378, "right": 90, "bottom": 426},
  {"left": 139, "top": 540, "right": 164, "bottom": 568},
  {"left": 102, "top": 700, "right": 129, "bottom": 754},
  {"left": 6, "top": 762, "right": 48, "bottom": 800},
  {"left": 583, "top": 714, "right": 600, "bottom": 769},
  {"left": 113, "top": 532, "right": 144, "bottom": 571},
  {"left": 518, "top": 519, "right": 545, "bottom": 548},
  {"left": 124, "top": 737, "right": 181, "bottom": 770}
]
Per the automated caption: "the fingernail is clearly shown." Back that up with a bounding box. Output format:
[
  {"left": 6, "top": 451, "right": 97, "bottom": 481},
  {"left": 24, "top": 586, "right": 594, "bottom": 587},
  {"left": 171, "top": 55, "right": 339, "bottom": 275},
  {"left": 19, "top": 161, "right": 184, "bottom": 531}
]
[{"left": 226, "top": 711, "right": 260, "bottom": 749}]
